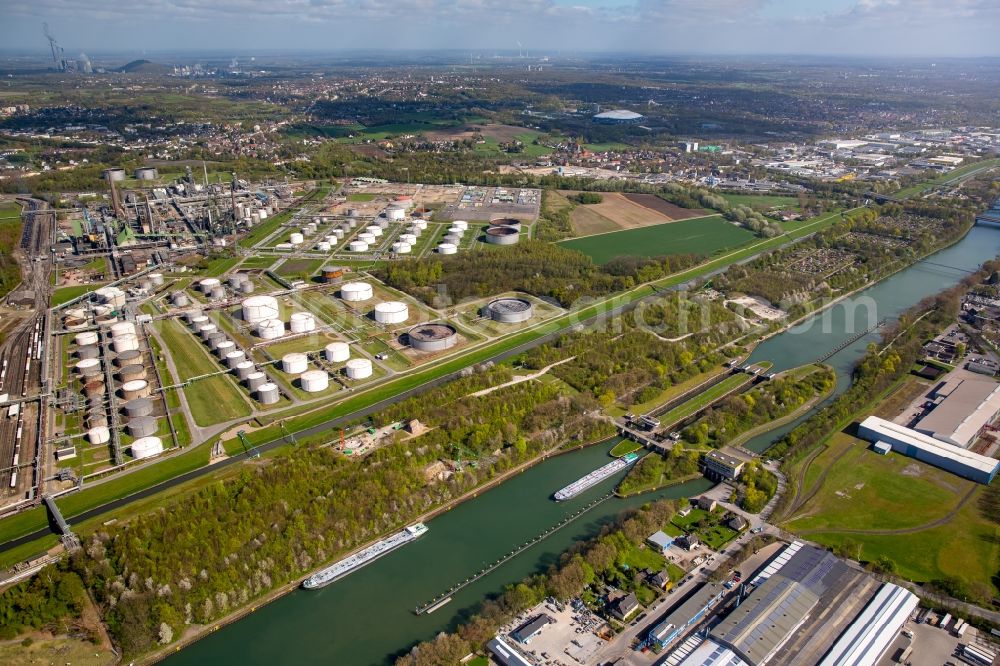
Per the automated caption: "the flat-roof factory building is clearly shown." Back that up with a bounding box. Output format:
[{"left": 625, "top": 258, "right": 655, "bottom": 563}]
[
  {"left": 912, "top": 375, "right": 1000, "bottom": 448},
  {"left": 592, "top": 109, "right": 644, "bottom": 125},
  {"left": 857, "top": 415, "right": 1000, "bottom": 484}
]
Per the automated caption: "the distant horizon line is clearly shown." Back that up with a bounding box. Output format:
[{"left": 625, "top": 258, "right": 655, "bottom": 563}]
[{"left": 0, "top": 48, "right": 998, "bottom": 61}]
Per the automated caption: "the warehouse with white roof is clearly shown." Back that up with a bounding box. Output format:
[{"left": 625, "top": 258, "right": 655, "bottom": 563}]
[{"left": 857, "top": 415, "right": 1000, "bottom": 484}]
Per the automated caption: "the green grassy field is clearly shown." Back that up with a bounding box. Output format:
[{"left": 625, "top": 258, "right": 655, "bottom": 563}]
[
  {"left": 558, "top": 215, "right": 756, "bottom": 264},
  {"left": 657, "top": 373, "right": 756, "bottom": 428},
  {"left": 51, "top": 283, "right": 106, "bottom": 306},
  {"left": 155, "top": 320, "right": 251, "bottom": 426},
  {"left": 784, "top": 436, "right": 998, "bottom": 595}
]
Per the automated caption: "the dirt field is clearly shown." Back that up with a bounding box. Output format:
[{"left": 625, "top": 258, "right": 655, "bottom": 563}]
[
  {"left": 423, "top": 124, "right": 531, "bottom": 143},
  {"left": 623, "top": 193, "right": 709, "bottom": 220},
  {"left": 570, "top": 205, "right": 619, "bottom": 236}
]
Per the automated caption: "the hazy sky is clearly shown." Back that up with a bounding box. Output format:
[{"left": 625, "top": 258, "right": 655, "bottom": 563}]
[{"left": 2, "top": 0, "right": 998, "bottom": 57}]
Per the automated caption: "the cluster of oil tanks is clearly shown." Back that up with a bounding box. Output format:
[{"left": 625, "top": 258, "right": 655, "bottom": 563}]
[
  {"left": 337, "top": 282, "right": 409, "bottom": 325},
  {"left": 185, "top": 310, "right": 278, "bottom": 404},
  {"left": 483, "top": 218, "right": 522, "bottom": 246}
]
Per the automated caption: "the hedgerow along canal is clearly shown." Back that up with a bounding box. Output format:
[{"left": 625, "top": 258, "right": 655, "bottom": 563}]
[{"left": 164, "top": 224, "right": 1000, "bottom": 665}]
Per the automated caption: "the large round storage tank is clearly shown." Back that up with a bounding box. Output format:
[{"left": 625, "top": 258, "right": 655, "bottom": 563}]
[
  {"left": 128, "top": 416, "right": 158, "bottom": 438},
  {"left": 210, "top": 286, "right": 225, "bottom": 301},
  {"left": 399, "top": 233, "right": 418, "bottom": 245},
  {"left": 316, "top": 241, "right": 331, "bottom": 252},
  {"left": 256, "top": 383, "right": 280, "bottom": 405},
  {"left": 407, "top": 323, "right": 459, "bottom": 352},
  {"left": 64, "top": 318, "right": 87, "bottom": 330},
  {"left": 109, "top": 321, "right": 135, "bottom": 338},
  {"left": 234, "top": 361, "right": 255, "bottom": 380},
  {"left": 87, "top": 410, "right": 109, "bottom": 428},
  {"left": 149, "top": 272, "right": 165, "bottom": 286},
  {"left": 289, "top": 232, "right": 304, "bottom": 245},
  {"left": 198, "top": 278, "right": 221, "bottom": 293},
  {"left": 124, "top": 397, "right": 153, "bottom": 417},
  {"left": 300, "top": 370, "right": 329, "bottom": 393},
  {"left": 391, "top": 242, "right": 412, "bottom": 254},
  {"left": 240, "top": 281, "right": 255, "bottom": 294},
  {"left": 484, "top": 226, "right": 520, "bottom": 245},
  {"left": 88, "top": 426, "right": 111, "bottom": 445},
  {"left": 112, "top": 333, "right": 140, "bottom": 354},
  {"left": 76, "top": 358, "right": 102, "bottom": 376},
  {"left": 75, "top": 331, "right": 99, "bottom": 346},
  {"left": 215, "top": 340, "right": 236, "bottom": 359},
  {"left": 225, "top": 350, "right": 246, "bottom": 368},
  {"left": 245, "top": 372, "right": 267, "bottom": 391},
  {"left": 131, "top": 437, "right": 164, "bottom": 460},
  {"left": 121, "top": 380, "right": 150, "bottom": 400},
  {"left": 207, "top": 332, "right": 226, "bottom": 349},
  {"left": 494, "top": 218, "right": 522, "bottom": 231},
  {"left": 228, "top": 274, "right": 247, "bottom": 289},
  {"left": 242, "top": 295, "right": 279, "bottom": 324},
  {"left": 83, "top": 379, "right": 106, "bottom": 398},
  {"left": 325, "top": 342, "right": 350, "bottom": 363},
  {"left": 357, "top": 232, "right": 376, "bottom": 244},
  {"left": 437, "top": 243, "right": 458, "bottom": 255},
  {"left": 344, "top": 358, "right": 373, "bottom": 380},
  {"left": 373, "top": 301, "right": 408, "bottom": 324},
  {"left": 486, "top": 297, "right": 534, "bottom": 323},
  {"left": 118, "top": 364, "right": 146, "bottom": 382},
  {"left": 341, "top": 282, "right": 373, "bottom": 302},
  {"left": 257, "top": 319, "right": 285, "bottom": 339},
  {"left": 198, "top": 324, "right": 218, "bottom": 340},
  {"left": 103, "top": 167, "right": 126, "bottom": 182},
  {"left": 282, "top": 352, "right": 308, "bottom": 374},
  {"left": 289, "top": 312, "right": 316, "bottom": 334},
  {"left": 443, "top": 234, "right": 461, "bottom": 245},
  {"left": 452, "top": 220, "right": 468, "bottom": 231},
  {"left": 95, "top": 286, "right": 126, "bottom": 307},
  {"left": 134, "top": 167, "right": 158, "bottom": 180},
  {"left": 188, "top": 314, "right": 209, "bottom": 328},
  {"left": 76, "top": 345, "right": 100, "bottom": 360},
  {"left": 172, "top": 292, "right": 190, "bottom": 307},
  {"left": 349, "top": 240, "right": 369, "bottom": 253},
  {"left": 365, "top": 225, "right": 383, "bottom": 237},
  {"left": 114, "top": 349, "right": 142, "bottom": 367},
  {"left": 385, "top": 207, "right": 405, "bottom": 221},
  {"left": 447, "top": 226, "right": 465, "bottom": 236},
  {"left": 412, "top": 219, "right": 428, "bottom": 230}
]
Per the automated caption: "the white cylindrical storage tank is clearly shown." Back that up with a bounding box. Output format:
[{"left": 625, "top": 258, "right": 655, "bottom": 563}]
[
  {"left": 187, "top": 311, "right": 206, "bottom": 325},
  {"left": 452, "top": 220, "right": 468, "bottom": 231},
  {"left": 225, "top": 350, "right": 246, "bottom": 368},
  {"left": 172, "top": 292, "right": 190, "bottom": 307},
  {"left": 121, "top": 379, "right": 150, "bottom": 400},
  {"left": 88, "top": 426, "right": 111, "bottom": 445},
  {"left": 207, "top": 332, "right": 226, "bottom": 349},
  {"left": 340, "top": 282, "right": 373, "bottom": 302},
  {"left": 242, "top": 295, "right": 279, "bottom": 324},
  {"left": 289, "top": 232, "right": 304, "bottom": 245},
  {"left": 349, "top": 240, "right": 369, "bottom": 253},
  {"left": 447, "top": 226, "right": 465, "bottom": 236},
  {"left": 114, "top": 349, "right": 141, "bottom": 367},
  {"left": 234, "top": 360, "right": 255, "bottom": 380},
  {"left": 228, "top": 274, "right": 245, "bottom": 289},
  {"left": 365, "top": 225, "right": 383, "bottom": 237},
  {"left": 300, "top": 370, "right": 329, "bottom": 393},
  {"left": 131, "top": 436, "right": 164, "bottom": 460},
  {"left": 240, "top": 281, "right": 255, "bottom": 294},
  {"left": 128, "top": 416, "right": 157, "bottom": 438},
  {"left": 215, "top": 340, "right": 236, "bottom": 358},
  {"left": 198, "top": 324, "right": 218, "bottom": 340},
  {"left": 149, "top": 272, "right": 165, "bottom": 286},
  {"left": 282, "top": 352, "right": 309, "bottom": 374},
  {"left": 75, "top": 331, "right": 99, "bottom": 346},
  {"left": 332, "top": 228, "right": 345, "bottom": 239},
  {"left": 437, "top": 243, "right": 457, "bottom": 255},
  {"left": 198, "top": 277, "right": 221, "bottom": 293},
  {"left": 373, "top": 301, "right": 409, "bottom": 324},
  {"left": 486, "top": 297, "right": 534, "bottom": 323},
  {"left": 76, "top": 358, "right": 102, "bottom": 376},
  {"left": 357, "top": 232, "right": 376, "bottom": 244},
  {"left": 443, "top": 234, "right": 461, "bottom": 245},
  {"left": 484, "top": 226, "right": 520, "bottom": 245},
  {"left": 317, "top": 241, "right": 332, "bottom": 252},
  {"left": 256, "top": 383, "right": 280, "bottom": 405},
  {"left": 112, "top": 333, "right": 140, "bottom": 354},
  {"left": 257, "top": 319, "right": 285, "bottom": 339},
  {"left": 210, "top": 286, "right": 225, "bottom": 300},
  {"left": 289, "top": 312, "right": 316, "bottom": 334},
  {"left": 118, "top": 364, "right": 146, "bottom": 382},
  {"left": 324, "top": 342, "right": 350, "bottom": 363},
  {"left": 392, "top": 242, "right": 412, "bottom": 254},
  {"left": 245, "top": 372, "right": 267, "bottom": 391},
  {"left": 345, "top": 358, "right": 373, "bottom": 380},
  {"left": 110, "top": 321, "right": 136, "bottom": 338},
  {"left": 399, "top": 233, "right": 418, "bottom": 245},
  {"left": 385, "top": 207, "right": 405, "bottom": 221},
  {"left": 412, "top": 219, "right": 428, "bottom": 230}
]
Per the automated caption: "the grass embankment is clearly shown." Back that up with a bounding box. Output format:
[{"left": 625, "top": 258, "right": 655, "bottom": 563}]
[
  {"left": 717, "top": 194, "right": 800, "bottom": 211},
  {"left": 155, "top": 319, "right": 251, "bottom": 426},
  {"left": 656, "top": 372, "right": 756, "bottom": 429},
  {"left": 609, "top": 440, "right": 643, "bottom": 457},
  {"left": 0, "top": 201, "right": 23, "bottom": 299},
  {"left": 51, "top": 284, "right": 106, "bottom": 307}
]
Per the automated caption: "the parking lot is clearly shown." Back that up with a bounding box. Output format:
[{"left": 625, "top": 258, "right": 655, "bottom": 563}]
[{"left": 497, "top": 599, "right": 606, "bottom": 666}]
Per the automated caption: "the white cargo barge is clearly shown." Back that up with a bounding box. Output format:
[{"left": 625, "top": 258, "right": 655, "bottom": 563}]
[
  {"left": 302, "top": 523, "right": 428, "bottom": 589},
  {"left": 554, "top": 452, "right": 640, "bottom": 501}
]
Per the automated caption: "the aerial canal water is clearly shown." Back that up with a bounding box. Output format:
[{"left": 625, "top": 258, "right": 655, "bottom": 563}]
[{"left": 165, "top": 225, "right": 1000, "bottom": 665}]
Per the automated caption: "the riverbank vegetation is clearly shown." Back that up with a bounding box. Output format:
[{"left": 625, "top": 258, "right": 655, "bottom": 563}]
[
  {"left": 396, "top": 498, "right": 680, "bottom": 665},
  {"left": 616, "top": 447, "right": 701, "bottom": 496}
]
